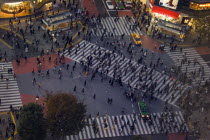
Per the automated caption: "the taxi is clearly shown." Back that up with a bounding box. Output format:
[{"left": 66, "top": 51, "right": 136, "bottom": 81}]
[{"left": 131, "top": 33, "right": 141, "bottom": 45}]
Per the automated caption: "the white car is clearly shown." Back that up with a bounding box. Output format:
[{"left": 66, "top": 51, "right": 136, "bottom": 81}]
[{"left": 106, "top": 0, "right": 114, "bottom": 9}]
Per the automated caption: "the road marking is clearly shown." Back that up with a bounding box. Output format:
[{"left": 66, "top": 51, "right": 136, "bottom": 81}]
[
  {"left": 72, "top": 22, "right": 84, "bottom": 40},
  {"left": 0, "top": 112, "right": 7, "bottom": 115},
  {"left": 0, "top": 26, "right": 32, "bottom": 45},
  {"left": 0, "top": 38, "right": 12, "bottom": 49},
  {"left": 102, "top": 0, "right": 111, "bottom": 17},
  {"left": 10, "top": 112, "right": 16, "bottom": 125}
]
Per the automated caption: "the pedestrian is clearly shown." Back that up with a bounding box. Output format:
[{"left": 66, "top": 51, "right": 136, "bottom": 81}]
[
  {"left": 32, "top": 78, "right": 36, "bottom": 84},
  {"left": 74, "top": 85, "right": 76, "bottom": 91},
  {"left": 81, "top": 88, "right": 84, "bottom": 93},
  {"left": 13, "top": 73, "right": 16, "bottom": 80}
]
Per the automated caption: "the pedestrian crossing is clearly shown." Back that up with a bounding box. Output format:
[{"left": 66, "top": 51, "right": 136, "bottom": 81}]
[
  {"left": 63, "top": 40, "right": 189, "bottom": 106},
  {"left": 164, "top": 47, "right": 210, "bottom": 85},
  {"left": 0, "top": 62, "right": 22, "bottom": 112},
  {"left": 66, "top": 111, "right": 188, "bottom": 140},
  {"left": 91, "top": 17, "right": 142, "bottom": 36}
]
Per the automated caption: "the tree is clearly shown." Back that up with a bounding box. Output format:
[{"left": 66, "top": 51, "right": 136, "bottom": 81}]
[
  {"left": 17, "top": 103, "right": 46, "bottom": 140},
  {"left": 46, "top": 92, "right": 86, "bottom": 139}
]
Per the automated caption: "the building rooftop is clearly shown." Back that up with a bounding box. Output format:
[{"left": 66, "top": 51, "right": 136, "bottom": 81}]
[{"left": 43, "top": 12, "right": 74, "bottom": 26}]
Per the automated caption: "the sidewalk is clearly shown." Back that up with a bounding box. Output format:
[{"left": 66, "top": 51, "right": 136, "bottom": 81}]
[
  {"left": 154, "top": 30, "right": 209, "bottom": 48},
  {"left": 82, "top": 0, "right": 99, "bottom": 17},
  {"left": 130, "top": 4, "right": 209, "bottom": 49},
  {"left": 140, "top": 35, "right": 163, "bottom": 53}
]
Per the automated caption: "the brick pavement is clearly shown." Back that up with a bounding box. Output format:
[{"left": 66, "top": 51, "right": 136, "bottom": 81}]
[
  {"left": 168, "top": 134, "right": 186, "bottom": 140},
  {"left": 195, "top": 47, "right": 210, "bottom": 55},
  {"left": 140, "top": 35, "right": 163, "bottom": 53},
  {"left": 12, "top": 53, "right": 71, "bottom": 75},
  {"left": 82, "top": 0, "right": 99, "bottom": 17},
  {"left": 20, "top": 93, "right": 47, "bottom": 116},
  {"left": 118, "top": 10, "right": 133, "bottom": 17}
]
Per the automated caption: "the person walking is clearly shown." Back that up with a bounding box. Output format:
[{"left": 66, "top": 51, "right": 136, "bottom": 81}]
[
  {"left": 32, "top": 78, "right": 36, "bottom": 84},
  {"left": 74, "top": 85, "right": 77, "bottom": 91},
  {"left": 81, "top": 88, "right": 84, "bottom": 93}
]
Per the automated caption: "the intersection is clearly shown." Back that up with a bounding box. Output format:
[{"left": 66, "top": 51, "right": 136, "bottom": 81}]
[{"left": 0, "top": 0, "right": 209, "bottom": 139}]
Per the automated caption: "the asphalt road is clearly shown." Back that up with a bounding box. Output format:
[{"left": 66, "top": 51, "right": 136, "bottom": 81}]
[{"left": 95, "top": 0, "right": 117, "bottom": 17}]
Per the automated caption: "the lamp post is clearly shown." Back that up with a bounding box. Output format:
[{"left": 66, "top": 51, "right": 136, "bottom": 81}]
[
  {"left": 36, "top": 95, "right": 39, "bottom": 103},
  {"left": 51, "top": 25, "right": 55, "bottom": 51}
]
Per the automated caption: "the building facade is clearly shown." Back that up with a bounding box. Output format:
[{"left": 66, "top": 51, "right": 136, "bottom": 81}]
[{"left": 0, "top": 0, "right": 53, "bottom": 17}]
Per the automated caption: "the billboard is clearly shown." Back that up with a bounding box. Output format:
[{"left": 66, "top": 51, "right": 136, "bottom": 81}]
[{"left": 159, "top": 0, "right": 179, "bottom": 10}]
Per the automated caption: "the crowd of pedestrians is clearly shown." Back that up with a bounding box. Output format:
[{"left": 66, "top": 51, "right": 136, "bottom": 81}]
[
  {"left": 0, "top": 0, "right": 196, "bottom": 138},
  {"left": 85, "top": 104, "right": 187, "bottom": 135}
]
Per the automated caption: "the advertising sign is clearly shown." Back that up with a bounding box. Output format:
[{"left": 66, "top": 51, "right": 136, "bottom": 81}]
[{"left": 159, "top": 0, "right": 179, "bottom": 10}]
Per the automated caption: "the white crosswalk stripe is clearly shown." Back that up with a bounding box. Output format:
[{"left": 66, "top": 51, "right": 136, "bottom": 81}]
[
  {"left": 91, "top": 17, "right": 142, "bottom": 36},
  {"left": 63, "top": 40, "right": 188, "bottom": 106},
  {"left": 66, "top": 111, "right": 188, "bottom": 140},
  {"left": 164, "top": 47, "right": 210, "bottom": 85},
  {"left": 0, "top": 62, "right": 22, "bottom": 111}
]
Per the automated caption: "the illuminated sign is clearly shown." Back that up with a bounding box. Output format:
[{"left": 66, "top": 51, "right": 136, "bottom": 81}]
[
  {"left": 199, "top": 3, "right": 210, "bottom": 7},
  {"left": 159, "top": 0, "right": 179, "bottom": 10}
]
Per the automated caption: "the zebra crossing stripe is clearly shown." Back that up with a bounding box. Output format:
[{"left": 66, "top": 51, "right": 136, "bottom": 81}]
[
  {"left": 137, "top": 116, "right": 144, "bottom": 135},
  {"left": 0, "top": 62, "right": 22, "bottom": 112},
  {"left": 96, "top": 117, "right": 103, "bottom": 137},
  {"left": 165, "top": 47, "right": 210, "bottom": 85},
  {"left": 63, "top": 41, "right": 188, "bottom": 106},
  {"left": 152, "top": 113, "right": 159, "bottom": 133},
  {"left": 106, "top": 116, "right": 115, "bottom": 136},
  {"left": 177, "top": 111, "right": 188, "bottom": 131},
  {"left": 91, "top": 17, "right": 142, "bottom": 36},
  {"left": 115, "top": 115, "right": 123, "bottom": 136},
  {"left": 66, "top": 111, "right": 188, "bottom": 140},
  {"left": 104, "top": 116, "right": 112, "bottom": 137},
  {"left": 123, "top": 115, "right": 131, "bottom": 135}
]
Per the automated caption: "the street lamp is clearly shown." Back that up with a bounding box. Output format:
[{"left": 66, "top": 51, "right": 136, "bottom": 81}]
[
  {"left": 36, "top": 95, "right": 39, "bottom": 103},
  {"left": 51, "top": 25, "right": 55, "bottom": 51}
]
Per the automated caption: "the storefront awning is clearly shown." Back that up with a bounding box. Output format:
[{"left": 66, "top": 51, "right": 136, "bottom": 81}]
[{"left": 152, "top": 5, "right": 180, "bottom": 19}]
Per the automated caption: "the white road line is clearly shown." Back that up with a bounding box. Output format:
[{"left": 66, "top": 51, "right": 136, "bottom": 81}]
[{"left": 102, "top": 0, "right": 111, "bottom": 17}]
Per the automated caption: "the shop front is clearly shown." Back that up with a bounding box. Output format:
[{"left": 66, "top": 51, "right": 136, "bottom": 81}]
[
  {"left": 150, "top": 5, "right": 180, "bottom": 23},
  {"left": 0, "top": 0, "right": 53, "bottom": 18}
]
